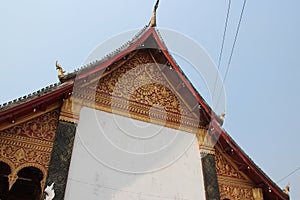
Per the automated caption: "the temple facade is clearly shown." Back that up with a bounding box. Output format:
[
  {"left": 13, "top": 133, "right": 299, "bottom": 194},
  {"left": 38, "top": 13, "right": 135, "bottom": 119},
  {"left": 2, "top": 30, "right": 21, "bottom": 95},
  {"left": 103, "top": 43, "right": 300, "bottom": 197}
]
[{"left": 0, "top": 20, "right": 289, "bottom": 200}]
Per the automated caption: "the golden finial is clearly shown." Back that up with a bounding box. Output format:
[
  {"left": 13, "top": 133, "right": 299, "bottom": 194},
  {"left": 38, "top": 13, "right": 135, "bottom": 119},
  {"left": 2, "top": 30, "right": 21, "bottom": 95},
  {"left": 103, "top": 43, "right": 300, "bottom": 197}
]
[
  {"left": 150, "top": 0, "right": 160, "bottom": 27},
  {"left": 283, "top": 183, "right": 290, "bottom": 195},
  {"left": 219, "top": 113, "right": 226, "bottom": 121},
  {"left": 218, "top": 113, "right": 226, "bottom": 126},
  {"left": 55, "top": 60, "right": 66, "bottom": 79}
]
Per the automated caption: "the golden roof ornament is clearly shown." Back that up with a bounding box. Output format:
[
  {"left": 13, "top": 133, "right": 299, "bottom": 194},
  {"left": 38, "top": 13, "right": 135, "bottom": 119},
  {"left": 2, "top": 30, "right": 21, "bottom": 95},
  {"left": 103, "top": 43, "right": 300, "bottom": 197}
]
[
  {"left": 219, "top": 113, "right": 226, "bottom": 121},
  {"left": 55, "top": 60, "right": 65, "bottom": 79},
  {"left": 283, "top": 183, "right": 290, "bottom": 195},
  {"left": 218, "top": 113, "right": 226, "bottom": 126},
  {"left": 150, "top": 0, "right": 160, "bottom": 27}
]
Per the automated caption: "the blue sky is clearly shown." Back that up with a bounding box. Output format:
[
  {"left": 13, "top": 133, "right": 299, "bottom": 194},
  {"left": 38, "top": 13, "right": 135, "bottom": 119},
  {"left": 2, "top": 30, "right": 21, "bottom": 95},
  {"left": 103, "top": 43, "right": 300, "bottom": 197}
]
[{"left": 1, "top": 0, "right": 299, "bottom": 199}]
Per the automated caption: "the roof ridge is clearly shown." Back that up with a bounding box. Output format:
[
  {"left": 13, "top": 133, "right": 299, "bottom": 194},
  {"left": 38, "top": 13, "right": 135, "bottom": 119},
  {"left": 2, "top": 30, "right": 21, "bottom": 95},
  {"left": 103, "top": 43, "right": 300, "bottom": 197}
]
[{"left": 62, "top": 25, "right": 150, "bottom": 81}]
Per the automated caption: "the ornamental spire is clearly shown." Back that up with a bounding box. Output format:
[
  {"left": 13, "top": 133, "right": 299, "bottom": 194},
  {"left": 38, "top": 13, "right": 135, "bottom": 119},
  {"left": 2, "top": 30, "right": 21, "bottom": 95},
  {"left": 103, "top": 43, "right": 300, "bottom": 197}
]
[
  {"left": 149, "top": 0, "right": 160, "bottom": 27},
  {"left": 55, "top": 60, "right": 65, "bottom": 79}
]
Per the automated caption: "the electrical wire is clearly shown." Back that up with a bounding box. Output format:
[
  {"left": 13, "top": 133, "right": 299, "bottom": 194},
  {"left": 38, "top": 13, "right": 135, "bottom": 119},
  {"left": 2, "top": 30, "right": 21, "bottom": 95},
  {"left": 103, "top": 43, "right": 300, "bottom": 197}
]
[
  {"left": 277, "top": 167, "right": 300, "bottom": 184},
  {"left": 215, "top": 0, "right": 247, "bottom": 111},
  {"left": 212, "top": 0, "right": 232, "bottom": 99}
]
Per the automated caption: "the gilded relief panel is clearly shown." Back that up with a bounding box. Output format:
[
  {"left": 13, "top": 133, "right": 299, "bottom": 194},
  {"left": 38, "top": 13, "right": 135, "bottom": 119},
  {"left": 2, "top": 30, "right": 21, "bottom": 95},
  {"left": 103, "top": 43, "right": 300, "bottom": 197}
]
[
  {"left": 95, "top": 50, "right": 187, "bottom": 115},
  {"left": 71, "top": 50, "right": 203, "bottom": 133},
  {"left": 0, "top": 109, "right": 60, "bottom": 190},
  {"left": 215, "top": 147, "right": 256, "bottom": 200},
  {"left": 219, "top": 183, "right": 255, "bottom": 200}
]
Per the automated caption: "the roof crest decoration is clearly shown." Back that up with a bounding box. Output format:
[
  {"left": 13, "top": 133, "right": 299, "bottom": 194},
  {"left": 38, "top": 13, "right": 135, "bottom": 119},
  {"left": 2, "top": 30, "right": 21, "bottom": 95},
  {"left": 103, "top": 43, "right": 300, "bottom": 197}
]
[{"left": 150, "top": 0, "right": 160, "bottom": 27}]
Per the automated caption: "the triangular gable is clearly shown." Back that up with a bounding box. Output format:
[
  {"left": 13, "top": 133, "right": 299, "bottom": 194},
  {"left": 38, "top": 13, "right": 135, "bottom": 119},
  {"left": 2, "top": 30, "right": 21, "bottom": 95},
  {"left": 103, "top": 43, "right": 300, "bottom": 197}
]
[{"left": 60, "top": 27, "right": 215, "bottom": 134}]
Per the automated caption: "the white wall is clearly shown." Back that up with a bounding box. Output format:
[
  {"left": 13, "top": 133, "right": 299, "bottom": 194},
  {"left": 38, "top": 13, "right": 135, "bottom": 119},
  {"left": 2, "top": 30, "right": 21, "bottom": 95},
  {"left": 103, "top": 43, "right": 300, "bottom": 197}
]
[{"left": 64, "top": 107, "right": 206, "bottom": 200}]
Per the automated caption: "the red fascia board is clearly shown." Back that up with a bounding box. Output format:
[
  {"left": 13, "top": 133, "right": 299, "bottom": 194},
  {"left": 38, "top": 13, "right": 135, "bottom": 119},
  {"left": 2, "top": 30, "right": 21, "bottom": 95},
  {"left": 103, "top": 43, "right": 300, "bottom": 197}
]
[
  {"left": 150, "top": 29, "right": 215, "bottom": 119},
  {"left": 0, "top": 83, "right": 74, "bottom": 123},
  {"left": 74, "top": 28, "right": 155, "bottom": 81}
]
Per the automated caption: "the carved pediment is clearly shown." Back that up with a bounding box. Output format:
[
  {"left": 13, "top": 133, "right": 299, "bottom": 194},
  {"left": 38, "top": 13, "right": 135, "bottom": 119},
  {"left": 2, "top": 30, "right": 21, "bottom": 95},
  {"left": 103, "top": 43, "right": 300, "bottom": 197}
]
[
  {"left": 215, "top": 147, "right": 257, "bottom": 200},
  {"left": 64, "top": 47, "right": 210, "bottom": 134},
  {"left": 215, "top": 147, "right": 247, "bottom": 180}
]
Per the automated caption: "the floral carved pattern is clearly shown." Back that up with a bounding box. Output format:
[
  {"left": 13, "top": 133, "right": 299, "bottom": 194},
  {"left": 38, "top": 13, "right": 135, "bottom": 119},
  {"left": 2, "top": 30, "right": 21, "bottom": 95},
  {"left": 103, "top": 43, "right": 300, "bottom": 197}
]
[
  {"left": 0, "top": 145, "right": 51, "bottom": 168},
  {"left": 215, "top": 148, "right": 256, "bottom": 200},
  {"left": 96, "top": 51, "right": 194, "bottom": 116},
  {"left": 73, "top": 50, "right": 203, "bottom": 132},
  {"left": 96, "top": 51, "right": 185, "bottom": 112},
  {"left": 219, "top": 183, "right": 255, "bottom": 200},
  {"left": 215, "top": 149, "right": 245, "bottom": 179},
  {"left": 0, "top": 109, "right": 60, "bottom": 190},
  {"left": 1, "top": 110, "right": 59, "bottom": 141}
]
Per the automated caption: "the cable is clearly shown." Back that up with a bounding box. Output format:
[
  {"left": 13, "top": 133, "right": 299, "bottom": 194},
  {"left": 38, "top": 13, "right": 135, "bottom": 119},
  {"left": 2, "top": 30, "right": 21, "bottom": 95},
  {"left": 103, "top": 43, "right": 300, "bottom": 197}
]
[
  {"left": 277, "top": 167, "right": 300, "bottom": 184},
  {"left": 212, "top": 0, "right": 232, "bottom": 99},
  {"left": 215, "top": 0, "right": 247, "bottom": 111}
]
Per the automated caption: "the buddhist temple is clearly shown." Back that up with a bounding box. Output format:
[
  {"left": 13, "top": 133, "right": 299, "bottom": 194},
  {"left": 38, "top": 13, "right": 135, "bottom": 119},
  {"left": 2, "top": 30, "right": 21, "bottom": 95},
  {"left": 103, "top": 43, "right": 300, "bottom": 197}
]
[{"left": 0, "top": 1, "right": 289, "bottom": 200}]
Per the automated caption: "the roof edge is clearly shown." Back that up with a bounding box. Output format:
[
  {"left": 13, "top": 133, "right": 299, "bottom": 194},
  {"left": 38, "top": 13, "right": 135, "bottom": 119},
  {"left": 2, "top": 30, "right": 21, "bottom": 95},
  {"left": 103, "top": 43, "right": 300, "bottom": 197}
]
[{"left": 213, "top": 120, "right": 289, "bottom": 200}]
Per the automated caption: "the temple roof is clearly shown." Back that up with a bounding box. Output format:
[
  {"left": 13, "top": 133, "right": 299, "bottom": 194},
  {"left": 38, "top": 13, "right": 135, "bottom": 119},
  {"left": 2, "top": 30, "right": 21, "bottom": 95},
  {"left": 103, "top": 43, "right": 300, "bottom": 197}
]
[{"left": 0, "top": 25, "right": 289, "bottom": 200}]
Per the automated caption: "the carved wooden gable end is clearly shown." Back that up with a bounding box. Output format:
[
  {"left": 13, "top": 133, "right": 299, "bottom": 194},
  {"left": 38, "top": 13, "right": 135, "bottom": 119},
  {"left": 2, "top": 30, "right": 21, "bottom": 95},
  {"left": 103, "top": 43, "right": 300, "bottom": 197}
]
[
  {"left": 215, "top": 147, "right": 259, "bottom": 200},
  {"left": 60, "top": 29, "right": 213, "bottom": 151}
]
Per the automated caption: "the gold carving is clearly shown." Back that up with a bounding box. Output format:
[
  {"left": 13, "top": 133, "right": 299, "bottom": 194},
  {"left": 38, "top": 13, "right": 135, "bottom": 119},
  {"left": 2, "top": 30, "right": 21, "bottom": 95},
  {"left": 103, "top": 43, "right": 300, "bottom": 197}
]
[
  {"left": 215, "top": 147, "right": 257, "bottom": 199},
  {"left": 0, "top": 109, "right": 59, "bottom": 190},
  {"left": 150, "top": 0, "right": 159, "bottom": 27},
  {"left": 283, "top": 183, "right": 291, "bottom": 195},
  {"left": 0, "top": 145, "right": 51, "bottom": 168},
  {"left": 218, "top": 113, "right": 225, "bottom": 126},
  {"left": 92, "top": 51, "right": 195, "bottom": 118},
  {"left": 252, "top": 188, "right": 264, "bottom": 200},
  {"left": 1, "top": 109, "right": 59, "bottom": 141},
  {"left": 60, "top": 96, "right": 82, "bottom": 123},
  {"left": 196, "top": 129, "right": 215, "bottom": 155},
  {"left": 219, "top": 183, "right": 255, "bottom": 200},
  {"left": 56, "top": 60, "right": 66, "bottom": 79},
  {"left": 283, "top": 183, "right": 290, "bottom": 195},
  {"left": 215, "top": 147, "right": 247, "bottom": 180},
  {"left": 69, "top": 50, "right": 205, "bottom": 133},
  {"left": 8, "top": 173, "right": 18, "bottom": 190},
  {"left": 15, "top": 148, "right": 25, "bottom": 163}
]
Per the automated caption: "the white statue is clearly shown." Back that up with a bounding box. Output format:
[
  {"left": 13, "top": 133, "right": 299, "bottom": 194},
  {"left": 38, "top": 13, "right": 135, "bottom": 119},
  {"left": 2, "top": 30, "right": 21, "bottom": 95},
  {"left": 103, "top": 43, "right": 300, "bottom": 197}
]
[{"left": 44, "top": 182, "right": 55, "bottom": 200}]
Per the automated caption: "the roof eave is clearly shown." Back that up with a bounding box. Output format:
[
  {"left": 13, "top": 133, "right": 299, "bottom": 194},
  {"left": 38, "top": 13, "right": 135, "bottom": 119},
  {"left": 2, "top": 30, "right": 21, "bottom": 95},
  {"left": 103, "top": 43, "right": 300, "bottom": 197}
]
[
  {"left": 212, "top": 120, "right": 289, "bottom": 200},
  {"left": 0, "top": 82, "right": 73, "bottom": 125}
]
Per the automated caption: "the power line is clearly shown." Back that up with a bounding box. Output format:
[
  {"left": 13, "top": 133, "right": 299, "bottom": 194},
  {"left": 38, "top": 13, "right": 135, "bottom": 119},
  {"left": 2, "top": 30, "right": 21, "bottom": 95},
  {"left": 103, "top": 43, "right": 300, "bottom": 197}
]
[
  {"left": 277, "top": 167, "right": 300, "bottom": 184},
  {"left": 215, "top": 0, "right": 247, "bottom": 111},
  {"left": 223, "top": 0, "right": 247, "bottom": 84},
  {"left": 212, "top": 0, "right": 232, "bottom": 99}
]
